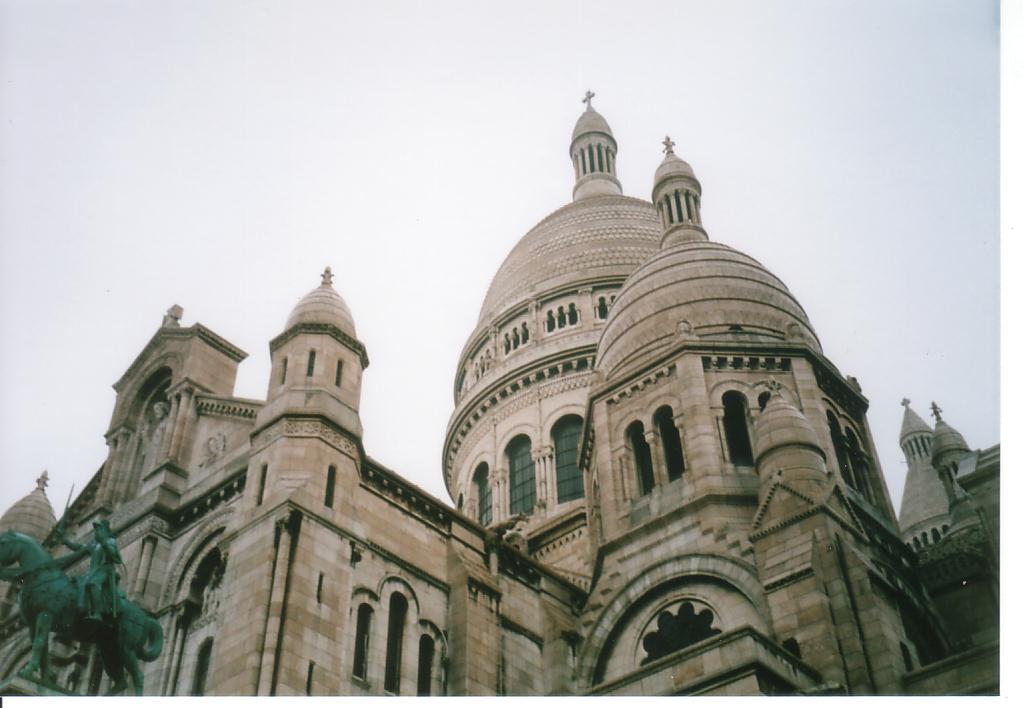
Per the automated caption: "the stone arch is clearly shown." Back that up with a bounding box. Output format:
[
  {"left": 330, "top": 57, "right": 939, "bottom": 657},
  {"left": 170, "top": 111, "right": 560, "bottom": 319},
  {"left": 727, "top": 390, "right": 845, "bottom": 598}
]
[
  {"left": 637, "top": 392, "right": 684, "bottom": 432},
  {"left": 351, "top": 584, "right": 381, "bottom": 608},
  {"left": 542, "top": 403, "right": 586, "bottom": 446},
  {"left": 159, "top": 506, "right": 234, "bottom": 607},
  {"left": 577, "top": 553, "right": 769, "bottom": 687},
  {"left": 376, "top": 575, "right": 422, "bottom": 622},
  {"left": 116, "top": 355, "right": 182, "bottom": 423},
  {"left": 496, "top": 424, "right": 538, "bottom": 458}
]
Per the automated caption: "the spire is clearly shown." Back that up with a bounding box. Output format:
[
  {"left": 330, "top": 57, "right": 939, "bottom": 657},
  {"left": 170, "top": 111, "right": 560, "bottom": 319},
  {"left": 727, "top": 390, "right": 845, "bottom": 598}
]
[
  {"left": 651, "top": 134, "right": 706, "bottom": 247},
  {"left": 570, "top": 92, "right": 622, "bottom": 201},
  {"left": 899, "top": 398, "right": 932, "bottom": 442}
]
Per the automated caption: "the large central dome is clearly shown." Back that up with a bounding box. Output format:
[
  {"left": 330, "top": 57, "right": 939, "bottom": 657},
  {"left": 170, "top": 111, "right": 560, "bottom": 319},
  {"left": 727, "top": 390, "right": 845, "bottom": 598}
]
[{"left": 477, "top": 195, "right": 660, "bottom": 324}]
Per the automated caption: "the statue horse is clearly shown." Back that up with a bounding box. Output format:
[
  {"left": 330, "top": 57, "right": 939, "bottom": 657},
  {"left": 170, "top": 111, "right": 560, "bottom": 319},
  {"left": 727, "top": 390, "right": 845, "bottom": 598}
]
[{"left": 0, "top": 530, "right": 163, "bottom": 695}]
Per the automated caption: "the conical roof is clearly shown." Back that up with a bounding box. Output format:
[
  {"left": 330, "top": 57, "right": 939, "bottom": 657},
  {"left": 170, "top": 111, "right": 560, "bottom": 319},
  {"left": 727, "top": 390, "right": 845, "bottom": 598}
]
[
  {"left": 0, "top": 472, "right": 56, "bottom": 541},
  {"left": 899, "top": 399, "right": 932, "bottom": 442},
  {"left": 753, "top": 386, "right": 824, "bottom": 461}
]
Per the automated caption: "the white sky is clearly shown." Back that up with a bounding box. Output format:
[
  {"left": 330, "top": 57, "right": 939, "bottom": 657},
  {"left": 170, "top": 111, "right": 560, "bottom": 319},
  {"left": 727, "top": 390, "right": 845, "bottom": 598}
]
[{"left": 0, "top": 1, "right": 1002, "bottom": 522}]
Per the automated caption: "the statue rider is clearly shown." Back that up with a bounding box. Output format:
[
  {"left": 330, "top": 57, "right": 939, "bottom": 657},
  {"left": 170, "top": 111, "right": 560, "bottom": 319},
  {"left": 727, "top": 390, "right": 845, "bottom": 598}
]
[{"left": 57, "top": 519, "right": 124, "bottom": 622}]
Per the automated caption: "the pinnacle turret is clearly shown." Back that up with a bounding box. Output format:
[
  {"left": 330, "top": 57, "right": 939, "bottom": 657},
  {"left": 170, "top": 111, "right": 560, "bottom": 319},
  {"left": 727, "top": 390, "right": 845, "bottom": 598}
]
[{"left": 570, "top": 91, "right": 622, "bottom": 201}]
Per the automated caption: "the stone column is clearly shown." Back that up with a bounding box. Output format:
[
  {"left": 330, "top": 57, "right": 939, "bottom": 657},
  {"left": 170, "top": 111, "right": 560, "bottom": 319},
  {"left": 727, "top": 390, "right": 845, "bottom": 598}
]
[
  {"left": 674, "top": 413, "right": 687, "bottom": 473},
  {"left": 645, "top": 429, "right": 668, "bottom": 487},
  {"left": 105, "top": 428, "right": 137, "bottom": 505},
  {"left": 159, "top": 395, "right": 181, "bottom": 461},
  {"left": 161, "top": 605, "right": 190, "bottom": 695},
  {"left": 168, "top": 387, "right": 195, "bottom": 461},
  {"left": 529, "top": 300, "right": 541, "bottom": 345},
  {"left": 133, "top": 535, "right": 157, "bottom": 597},
  {"left": 578, "top": 287, "right": 594, "bottom": 328},
  {"left": 492, "top": 469, "right": 508, "bottom": 523},
  {"left": 257, "top": 515, "right": 297, "bottom": 696}
]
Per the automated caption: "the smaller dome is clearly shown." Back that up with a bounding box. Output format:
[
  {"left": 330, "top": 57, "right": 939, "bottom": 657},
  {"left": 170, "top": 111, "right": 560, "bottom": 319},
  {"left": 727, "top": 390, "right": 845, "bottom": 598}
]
[
  {"left": 654, "top": 151, "right": 696, "bottom": 186},
  {"left": 0, "top": 472, "right": 56, "bottom": 542},
  {"left": 931, "top": 405, "right": 970, "bottom": 467},
  {"left": 285, "top": 267, "right": 357, "bottom": 337},
  {"left": 572, "top": 107, "right": 613, "bottom": 142},
  {"left": 753, "top": 389, "right": 824, "bottom": 462}
]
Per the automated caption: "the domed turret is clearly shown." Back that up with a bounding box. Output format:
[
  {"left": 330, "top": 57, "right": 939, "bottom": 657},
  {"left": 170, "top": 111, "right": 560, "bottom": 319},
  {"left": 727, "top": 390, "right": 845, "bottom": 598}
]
[
  {"left": 652, "top": 136, "right": 706, "bottom": 246},
  {"left": 0, "top": 471, "right": 56, "bottom": 541},
  {"left": 930, "top": 402, "right": 971, "bottom": 471},
  {"left": 285, "top": 266, "right": 357, "bottom": 338},
  {"left": 262, "top": 267, "right": 368, "bottom": 438},
  {"left": 753, "top": 383, "right": 829, "bottom": 494},
  {"left": 570, "top": 91, "right": 623, "bottom": 201}
]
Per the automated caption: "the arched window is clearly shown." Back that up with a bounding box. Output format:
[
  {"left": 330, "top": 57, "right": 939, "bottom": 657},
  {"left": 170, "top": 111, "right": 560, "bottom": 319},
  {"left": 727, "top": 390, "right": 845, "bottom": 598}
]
[
  {"left": 417, "top": 634, "right": 435, "bottom": 696},
  {"left": 627, "top": 421, "right": 655, "bottom": 495},
  {"left": 474, "top": 463, "right": 492, "bottom": 525},
  {"left": 557, "top": 306, "right": 566, "bottom": 329},
  {"left": 191, "top": 638, "right": 213, "bottom": 696},
  {"left": 588, "top": 144, "right": 595, "bottom": 173},
  {"left": 827, "top": 412, "right": 853, "bottom": 487},
  {"left": 654, "top": 406, "right": 685, "bottom": 481},
  {"left": 597, "top": 143, "right": 605, "bottom": 172},
  {"left": 504, "top": 334, "right": 511, "bottom": 354},
  {"left": 521, "top": 322, "right": 529, "bottom": 343},
  {"left": 553, "top": 416, "right": 584, "bottom": 503},
  {"left": 384, "top": 593, "right": 408, "bottom": 694},
  {"left": 567, "top": 303, "right": 578, "bottom": 325},
  {"left": 507, "top": 435, "right": 535, "bottom": 515},
  {"left": 597, "top": 297, "right": 608, "bottom": 320},
  {"left": 932, "top": 528, "right": 941, "bottom": 543},
  {"left": 722, "top": 392, "right": 754, "bottom": 466},
  {"left": 352, "top": 603, "right": 373, "bottom": 680},
  {"left": 546, "top": 311, "right": 556, "bottom": 332}
]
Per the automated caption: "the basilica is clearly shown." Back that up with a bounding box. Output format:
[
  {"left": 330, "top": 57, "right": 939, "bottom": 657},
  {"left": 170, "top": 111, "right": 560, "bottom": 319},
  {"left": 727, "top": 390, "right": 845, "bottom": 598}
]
[{"left": 0, "top": 100, "right": 999, "bottom": 695}]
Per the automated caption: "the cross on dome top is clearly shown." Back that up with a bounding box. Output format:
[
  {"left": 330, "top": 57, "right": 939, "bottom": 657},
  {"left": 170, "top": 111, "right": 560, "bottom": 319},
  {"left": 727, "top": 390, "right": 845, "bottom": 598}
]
[
  {"left": 36, "top": 470, "right": 48, "bottom": 491},
  {"left": 582, "top": 90, "right": 595, "bottom": 109},
  {"left": 901, "top": 397, "right": 911, "bottom": 407},
  {"left": 321, "top": 266, "right": 334, "bottom": 287},
  {"left": 930, "top": 401, "right": 943, "bottom": 421},
  {"left": 662, "top": 135, "right": 676, "bottom": 155}
]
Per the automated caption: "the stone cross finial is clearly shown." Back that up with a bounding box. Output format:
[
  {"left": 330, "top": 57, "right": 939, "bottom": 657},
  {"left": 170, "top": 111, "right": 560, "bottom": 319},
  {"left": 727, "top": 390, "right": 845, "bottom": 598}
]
[
  {"left": 930, "top": 401, "right": 943, "bottom": 421},
  {"left": 582, "top": 90, "right": 595, "bottom": 109},
  {"left": 321, "top": 266, "right": 333, "bottom": 287},
  {"left": 662, "top": 135, "right": 676, "bottom": 155},
  {"left": 901, "top": 397, "right": 911, "bottom": 407},
  {"left": 36, "top": 470, "right": 49, "bottom": 491}
]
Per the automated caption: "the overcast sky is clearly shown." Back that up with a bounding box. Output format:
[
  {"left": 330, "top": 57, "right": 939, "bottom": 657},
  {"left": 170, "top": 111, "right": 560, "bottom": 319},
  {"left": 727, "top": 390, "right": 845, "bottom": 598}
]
[{"left": 0, "top": 1, "right": 1001, "bottom": 523}]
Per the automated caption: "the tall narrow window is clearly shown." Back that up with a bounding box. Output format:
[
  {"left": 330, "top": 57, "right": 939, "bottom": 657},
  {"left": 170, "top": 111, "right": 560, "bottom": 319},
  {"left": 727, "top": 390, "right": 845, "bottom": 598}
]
[
  {"left": 597, "top": 144, "right": 605, "bottom": 172},
  {"left": 587, "top": 144, "right": 595, "bottom": 173},
  {"left": 306, "top": 350, "right": 316, "bottom": 377},
  {"left": 828, "top": 412, "right": 853, "bottom": 487},
  {"left": 655, "top": 406, "right": 685, "bottom": 481},
  {"left": 567, "top": 303, "right": 578, "bottom": 325},
  {"left": 191, "top": 638, "right": 214, "bottom": 696},
  {"left": 325, "top": 465, "right": 337, "bottom": 509},
  {"left": 316, "top": 572, "right": 324, "bottom": 603},
  {"left": 474, "top": 463, "right": 492, "bottom": 525},
  {"left": 597, "top": 296, "right": 608, "bottom": 319},
  {"left": 627, "top": 421, "right": 655, "bottom": 495},
  {"left": 281, "top": 357, "right": 288, "bottom": 384},
  {"left": 557, "top": 306, "right": 566, "bottom": 328},
  {"left": 674, "top": 190, "right": 685, "bottom": 223},
  {"left": 305, "top": 662, "right": 315, "bottom": 695},
  {"left": 521, "top": 323, "right": 529, "bottom": 343},
  {"left": 335, "top": 360, "right": 343, "bottom": 387},
  {"left": 846, "top": 428, "right": 873, "bottom": 501},
  {"left": 417, "top": 635, "right": 435, "bottom": 696},
  {"left": 546, "top": 311, "right": 556, "bottom": 332},
  {"left": 256, "top": 464, "right": 268, "bottom": 506},
  {"left": 352, "top": 604, "right": 373, "bottom": 680},
  {"left": 722, "top": 392, "right": 754, "bottom": 466},
  {"left": 664, "top": 195, "right": 674, "bottom": 223},
  {"left": 507, "top": 435, "right": 536, "bottom": 515},
  {"left": 553, "top": 416, "right": 584, "bottom": 503},
  {"left": 384, "top": 593, "right": 408, "bottom": 694}
]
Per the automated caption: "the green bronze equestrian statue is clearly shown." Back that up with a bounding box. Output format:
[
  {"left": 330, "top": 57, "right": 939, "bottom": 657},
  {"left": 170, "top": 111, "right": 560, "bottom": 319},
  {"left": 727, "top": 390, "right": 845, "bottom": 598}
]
[{"left": 0, "top": 521, "right": 163, "bottom": 695}]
